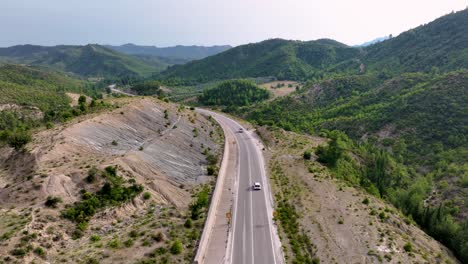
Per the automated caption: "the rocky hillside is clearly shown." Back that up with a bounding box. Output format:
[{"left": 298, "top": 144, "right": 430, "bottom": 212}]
[{"left": 0, "top": 97, "right": 223, "bottom": 263}]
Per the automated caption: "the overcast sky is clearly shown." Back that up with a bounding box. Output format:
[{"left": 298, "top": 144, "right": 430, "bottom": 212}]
[{"left": 1, "top": 0, "right": 466, "bottom": 47}]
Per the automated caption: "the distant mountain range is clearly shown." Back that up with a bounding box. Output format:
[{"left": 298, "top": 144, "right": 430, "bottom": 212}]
[
  {"left": 156, "top": 8, "right": 468, "bottom": 82},
  {"left": 0, "top": 43, "right": 232, "bottom": 78},
  {"left": 105, "top": 43, "right": 232, "bottom": 62},
  {"left": 355, "top": 36, "right": 390, "bottom": 47},
  {"left": 0, "top": 44, "right": 163, "bottom": 77}
]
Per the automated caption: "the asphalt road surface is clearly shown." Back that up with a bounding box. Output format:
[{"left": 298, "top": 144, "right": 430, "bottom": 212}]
[{"left": 199, "top": 110, "right": 280, "bottom": 264}]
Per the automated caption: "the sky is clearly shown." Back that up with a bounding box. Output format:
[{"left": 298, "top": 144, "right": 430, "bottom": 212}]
[{"left": 1, "top": 0, "right": 466, "bottom": 47}]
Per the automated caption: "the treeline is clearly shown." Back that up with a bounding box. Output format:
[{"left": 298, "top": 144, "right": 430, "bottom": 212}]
[
  {"left": 198, "top": 80, "right": 271, "bottom": 109},
  {"left": 315, "top": 130, "right": 468, "bottom": 262}
]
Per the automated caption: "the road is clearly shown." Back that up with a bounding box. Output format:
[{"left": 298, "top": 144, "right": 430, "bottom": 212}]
[{"left": 196, "top": 109, "right": 282, "bottom": 264}]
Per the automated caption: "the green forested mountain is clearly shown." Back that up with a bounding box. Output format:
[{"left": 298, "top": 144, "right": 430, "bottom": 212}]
[
  {"left": 157, "top": 9, "right": 468, "bottom": 84},
  {"left": 364, "top": 9, "right": 468, "bottom": 73},
  {"left": 157, "top": 38, "right": 362, "bottom": 83},
  {"left": 0, "top": 44, "right": 162, "bottom": 77}
]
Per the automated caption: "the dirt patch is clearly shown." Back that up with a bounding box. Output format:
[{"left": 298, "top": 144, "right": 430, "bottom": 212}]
[
  {"left": 260, "top": 81, "right": 300, "bottom": 99},
  {"left": 260, "top": 127, "right": 459, "bottom": 264},
  {"left": 66, "top": 93, "right": 92, "bottom": 107}
]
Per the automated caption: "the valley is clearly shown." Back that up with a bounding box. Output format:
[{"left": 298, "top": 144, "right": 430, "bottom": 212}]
[{"left": 0, "top": 5, "right": 467, "bottom": 264}]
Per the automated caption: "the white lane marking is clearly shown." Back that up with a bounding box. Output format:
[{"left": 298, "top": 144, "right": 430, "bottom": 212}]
[
  {"left": 228, "top": 124, "right": 241, "bottom": 264},
  {"left": 244, "top": 138, "right": 255, "bottom": 264},
  {"left": 250, "top": 130, "right": 278, "bottom": 264}
]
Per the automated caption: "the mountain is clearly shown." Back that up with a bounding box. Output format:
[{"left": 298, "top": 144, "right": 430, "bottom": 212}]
[
  {"left": 105, "top": 43, "right": 232, "bottom": 62},
  {"left": 157, "top": 38, "right": 362, "bottom": 83},
  {"left": 0, "top": 44, "right": 163, "bottom": 77},
  {"left": 156, "top": 9, "right": 468, "bottom": 83},
  {"left": 364, "top": 8, "right": 468, "bottom": 73},
  {"left": 354, "top": 36, "right": 390, "bottom": 47}
]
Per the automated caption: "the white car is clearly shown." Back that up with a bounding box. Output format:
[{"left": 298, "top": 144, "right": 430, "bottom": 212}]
[{"left": 253, "top": 182, "right": 261, "bottom": 190}]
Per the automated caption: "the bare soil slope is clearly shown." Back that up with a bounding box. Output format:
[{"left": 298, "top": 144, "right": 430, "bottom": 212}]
[
  {"left": 0, "top": 97, "right": 223, "bottom": 263},
  {"left": 258, "top": 127, "right": 459, "bottom": 264}
]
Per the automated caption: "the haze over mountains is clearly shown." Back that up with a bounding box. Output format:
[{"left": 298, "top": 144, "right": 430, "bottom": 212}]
[
  {"left": 0, "top": 6, "right": 467, "bottom": 264},
  {"left": 0, "top": 43, "right": 231, "bottom": 78},
  {"left": 105, "top": 43, "right": 232, "bottom": 61}
]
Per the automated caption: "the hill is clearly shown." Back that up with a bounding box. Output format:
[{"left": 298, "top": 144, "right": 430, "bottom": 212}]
[
  {"left": 0, "top": 44, "right": 162, "bottom": 77},
  {"left": 364, "top": 8, "right": 468, "bottom": 73},
  {"left": 246, "top": 70, "right": 468, "bottom": 262},
  {"left": 156, "top": 9, "right": 468, "bottom": 84},
  {"left": 0, "top": 97, "right": 223, "bottom": 263},
  {"left": 105, "top": 43, "right": 232, "bottom": 62},
  {"left": 0, "top": 64, "right": 89, "bottom": 111},
  {"left": 157, "top": 38, "right": 362, "bottom": 83}
]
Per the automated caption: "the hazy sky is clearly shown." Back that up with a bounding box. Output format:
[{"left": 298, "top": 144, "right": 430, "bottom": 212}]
[{"left": 1, "top": 0, "right": 466, "bottom": 47}]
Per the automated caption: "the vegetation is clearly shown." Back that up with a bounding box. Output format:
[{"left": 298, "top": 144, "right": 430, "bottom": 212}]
[
  {"left": 189, "top": 185, "right": 210, "bottom": 220},
  {"left": 157, "top": 38, "right": 361, "bottom": 83},
  {"left": 45, "top": 196, "right": 62, "bottom": 208},
  {"left": 198, "top": 79, "right": 271, "bottom": 109},
  {"left": 0, "top": 64, "right": 112, "bottom": 149},
  {"left": 62, "top": 166, "right": 143, "bottom": 236},
  {"left": 0, "top": 44, "right": 161, "bottom": 77},
  {"left": 313, "top": 130, "right": 468, "bottom": 262},
  {"left": 272, "top": 162, "right": 318, "bottom": 263}
]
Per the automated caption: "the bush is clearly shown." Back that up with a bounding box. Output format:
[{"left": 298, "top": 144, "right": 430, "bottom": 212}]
[
  {"left": 111, "top": 140, "right": 118, "bottom": 146},
  {"left": 86, "top": 166, "right": 98, "bottom": 183},
  {"left": 108, "top": 238, "right": 121, "bottom": 249},
  {"left": 143, "top": 192, "right": 151, "bottom": 200},
  {"left": 184, "top": 219, "right": 193, "bottom": 228},
  {"left": 207, "top": 165, "right": 216, "bottom": 175},
  {"left": 362, "top": 197, "right": 370, "bottom": 205},
  {"left": 7, "top": 129, "right": 32, "bottom": 150},
  {"left": 403, "top": 242, "right": 413, "bottom": 252},
  {"left": 170, "top": 240, "right": 182, "bottom": 254},
  {"left": 33, "top": 247, "right": 45, "bottom": 257},
  {"left": 10, "top": 248, "right": 27, "bottom": 257},
  {"left": 124, "top": 239, "right": 134, "bottom": 247},
  {"left": 45, "top": 196, "right": 62, "bottom": 208},
  {"left": 303, "top": 150, "right": 312, "bottom": 160},
  {"left": 152, "top": 232, "right": 164, "bottom": 242},
  {"left": 90, "top": 234, "right": 101, "bottom": 242}
]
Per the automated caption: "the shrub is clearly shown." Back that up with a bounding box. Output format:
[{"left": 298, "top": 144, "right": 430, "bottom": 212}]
[
  {"left": 7, "top": 129, "right": 32, "bottom": 150},
  {"left": 86, "top": 167, "right": 98, "bottom": 183},
  {"left": 143, "top": 192, "right": 151, "bottom": 200},
  {"left": 207, "top": 165, "right": 216, "bottom": 175},
  {"left": 152, "top": 232, "right": 164, "bottom": 242},
  {"left": 124, "top": 239, "right": 134, "bottom": 247},
  {"left": 107, "top": 238, "right": 121, "bottom": 249},
  {"left": 90, "top": 234, "right": 101, "bottom": 242},
  {"left": 111, "top": 140, "right": 118, "bottom": 146},
  {"left": 170, "top": 240, "right": 182, "bottom": 254},
  {"left": 33, "top": 247, "right": 45, "bottom": 257},
  {"left": 10, "top": 248, "right": 27, "bottom": 257},
  {"left": 303, "top": 150, "right": 312, "bottom": 160},
  {"left": 403, "top": 242, "right": 413, "bottom": 252},
  {"left": 379, "top": 212, "right": 387, "bottom": 220},
  {"left": 184, "top": 219, "right": 193, "bottom": 228},
  {"left": 45, "top": 196, "right": 62, "bottom": 208},
  {"left": 362, "top": 197, "right": 370, "bottom": 205}
]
